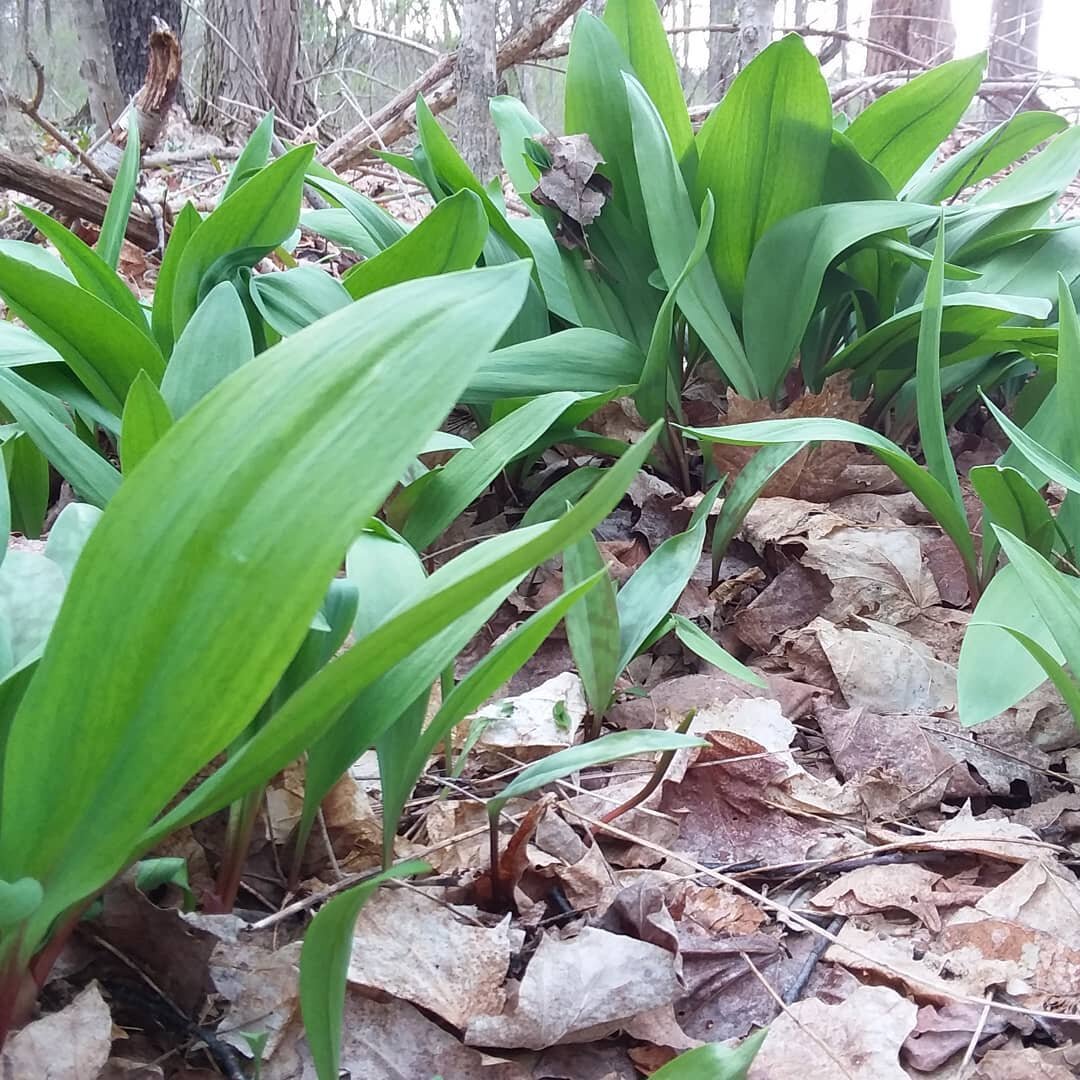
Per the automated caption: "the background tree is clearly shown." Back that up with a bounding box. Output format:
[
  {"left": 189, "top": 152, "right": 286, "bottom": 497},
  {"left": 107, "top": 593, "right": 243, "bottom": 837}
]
[
  {"left": 989, "top": 0, "right": 1043, "bottom": 77},
  {"left": 72, "top": 0, "right": 125, "bottom": 132},
  {"left": 195, "top": 0, "right": 307, "bottom": 134},
  {"left": 102, "top": 0, "right": 182, "bottom": 101},
  {"left": 866, "top": 0, "right": 956, "bottom": 75},
  {"left": 456, "top": 0, "right": 499, "bottom": 178}
]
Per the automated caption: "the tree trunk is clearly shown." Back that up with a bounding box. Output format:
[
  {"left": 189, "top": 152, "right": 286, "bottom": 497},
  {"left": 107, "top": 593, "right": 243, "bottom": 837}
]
[
  {"left": 102, "top": 0, "right": 182, "bottom": 100},
  {"left": 72, "top": 0, "right": 126, "bottom": 134},
  {"left": 866, "top": 0, "right": 956, "bottom": 75},
  {"left": 456, "top": 0, "right": 499, "bottom": 179},
  {"left": 195, "top": 0, "right": 306, "bottom": 133},
  {"left": 988, "top": 0, "right": 1042, "bottom": 77},
  {"left": 736, "top": 0, "right": 773, "bottom": 68},
  {"left": 707, "top": 0, "right": 737, "bottom": 95}
]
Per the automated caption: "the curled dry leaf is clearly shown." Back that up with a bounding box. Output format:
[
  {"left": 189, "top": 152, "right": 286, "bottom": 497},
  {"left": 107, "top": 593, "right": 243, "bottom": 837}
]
[
  {"left": 465, "top": 925, "right": 682, "bottom": 1049},
  {"left": 0, "top": 981, "right": 112, "bottom": 1080},
  {"left": 347, "top": 887, "right": 520, "bottom": 1031},
  {"left": 747, "top": 984, "right": 917, "bottom": 1079},
  {"left": 531, "top": 133, "right": 613, "bottom": 251},
  {"left": 810, "top": 863, "right": 946, "bottom": 930}
]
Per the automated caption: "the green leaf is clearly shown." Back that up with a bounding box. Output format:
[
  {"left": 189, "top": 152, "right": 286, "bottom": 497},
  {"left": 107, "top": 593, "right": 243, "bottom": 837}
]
[
  {"left": 97, "top": 127, "right": 141, "bottom": 269},
  {"left": 342, "top": 190, "right": 488, "bottom": 300},
  {"left": 300, "top": 861, "right": 429, "bottom": 1080},
  {"left": 488, "top": 729, "right": 705, "bottom": 820},
  {"left": 636, "top": 193, "right": 714, "bottom": 424},
  {"left": 400, "top": 391, "right": 583, "bottom": 549},
  {"left": 625, "top": 76, "right": 757, "bottom": 398},
  {"left": 43, "top": 503, "right": 102, "bottom": 582},
  {"left": 564, "top": 533, "right": 620, "bottom": 716},
  {"left": 151, "top": 202, "right": 201, "bottom": 358},
  {"left": 0, "top": 877, "right": 42, "bottom": 930},
  {"left": 1002, "top": 626, "right": 1080, "bottom": 723},
  {"left": 134, "top": 857, "right": 192, "bottom": 905},
  {"left": 684, "top": 417, "right": 978, "bottom": 588},
  {"left": 846, "top": 54, "right": 986, "bottom": 191},
  {"left": 171, "top": 145, "right": 314, "bottom": 338},
  {"left": 120, "top": 371, "right": 174, "bottom": 474},
  {"left": 604, "top": 0, "right": 693, "bottom": 162},
  {"left": 491, "top": 96, "right": 547, "bottom": 200},
  {"left": 981, "top": 394, "right": 1080, "bottom": 494},
  {"left": 905, "top": 111, "right": 1068, "bottom": 204},
  {"left": 462, "top": 329, "right": 643, "bottom": 405},
  {"left": 221, "top": 111, "right": 275, "bottom": 203},
  {"left": 0, "top": 253, "right": 164, "bottom": 414},
  {"left": 0, "top": 240, "right": 76, "bottom": 283},
  {"left": 671, "top": 614, "right": 765, "bottom": 688},
  {"left": 695, "top": 35, "right": 832, "bottom": 313},
  {"left": 304, "top": 175, "right": 407, "bottom": 251},
  {"left": 5, "top": 434, "right": 47, "bottom": 540},
  {"left": 915, "top": 217, "right": 965, "bottom": 518},
  {"left": 0, "top": 323, "right": 62, "bottom": 370},
  {"left": 971, "top": 465, "right": 1056, "bottom": 558},
  {"left": 141, "top": 427, "right": 661, "bottom": 849},
  {"left": 521, "top": 467, "right": 605, "bottom": 527},
  {"left": 0, "top": 369, "right": 120, "bottom": 508},
  {"left": 616, "top": 483, "right": 718, "bottom": 670},
  {"left": 742, "top": 202, "right": 940, "bottom": 398},
  {"left": 18, "top": 206, "right": 150, "bottom": 337},
  {"left": 160, "top": 282, "right": 255, "bottom": 418},
  {"left": 0, "top": 264, "right": 532, "bottom": 949},
  {"left": 651, "top": 1032, "right": 767, "bottom": 1079},
  {"left": 249, "top": 265, "right": 352, "bottom": 336}
]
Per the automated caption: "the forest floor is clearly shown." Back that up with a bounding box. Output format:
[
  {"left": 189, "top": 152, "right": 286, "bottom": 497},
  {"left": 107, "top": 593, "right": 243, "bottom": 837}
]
[{"left": 3, "top": 137, "right": 1080, "bottom": 1080}]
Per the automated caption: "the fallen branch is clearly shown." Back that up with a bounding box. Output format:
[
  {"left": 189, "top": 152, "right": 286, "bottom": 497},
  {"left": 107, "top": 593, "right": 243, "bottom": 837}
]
[
  {"left": 321, "top": 0, "right": 585, "bottom": 171},
  {"left": 0, "top": 151, "right": 159, "bottom": 249}
]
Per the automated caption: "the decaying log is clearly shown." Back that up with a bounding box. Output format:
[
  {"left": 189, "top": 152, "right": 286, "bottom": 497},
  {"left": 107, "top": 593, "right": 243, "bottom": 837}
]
[
  {"left": 130, "top": 17, "right": 182, "bottom": 149},
  {"left": 0, "top": 152, "right": 159, "bottom": 249},
  {"left": 321, "top": 0, "right": 586, "bottom": 171}
]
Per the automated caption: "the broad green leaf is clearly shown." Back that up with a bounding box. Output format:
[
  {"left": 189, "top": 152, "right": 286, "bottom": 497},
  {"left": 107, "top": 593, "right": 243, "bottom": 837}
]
[
  {"left": 0, "top": 241, "right": 76, "bottom": 283},
  {"left": 400, "top": 391, "right": 582, "bottom": 549},
  {"left": 160, "top": 282, "right": 255, "bottom": 418},
  {"left": 300, "top": 209, "right": 384, "bottom": 257},
  {"left": 19, "top": 206, "right": 150, "bottom": 336},
  {"left": 684, "top": 418, "right": 978, "bottom": 589},
  {"left": 43, "top": 503, "right": 102, "bottom": 582},
  {"left": 0, "top": 877, "right": 42, "bottom": 930},
  {"left": 742, "top": 202, "right": 939, "bottom": 398},
  {"left": 462, "top": 329, "right": 642, "bottom": 404},
  {"left": 304, "top": 175, "right": 407, "bottom": 251},
  {"left": 491, "top": 95, "right": 547, "bottom": 200},
  {"left": 141, "top": 427, "right": 661, "bottom": 848},
  {"left": 342, "top": 190, "right": 487, "bottom": 300},
  {"left": 510, "top": 216, "right": 579, "bottom": 324},
  {"left": 0, "top": 253, "right": 164, "bottom": 414},
  {"left": 489, "top": 729, "right": 705, "bottom": 820},
  {"left": 151, "top": 202, "right": 201, "bottom": 357},
  {"left": 625, "top": 76, "right": 757, "bottom": 398},
  {"left": 905, "top": 111, "right": 1068, "bottom": 204},
  {"left": 0, "top": 369, "right": 120, "bottom": 508},
  {"left": 97, "top": 127, "right": 141, "bottom": 269},
  {"left": 846, "top": 54, "right": 986, "bottom": 191},
  {"left": 711, "top": 442, "right": 806, "bottom": 577},
  {"left": 249, "top": 265, "right": 351, "bottom": 336},
  {"left": 695, "top": 35, "right": 832, "bottom": 313},
  {"left": 0, "top": 550, "right": 67, "bottom": 673},
  {"left": 651, "top": 1032, "right": 767, "bottom": 1079},
  {"left": 120, "top": 371, "right": 174, "bottom": 473},
  {"left": 521, "top": 467, "right": 605, "bottom": 527},
  {"left": 604, "top": 0, "right": 693, "bottom": 162},
  {"left": 5, "top": 434, "right": 47, "bottom": 539},
  {"left": 221, "top": 111, "right": 275, "bottom": 203},
  {"left": 671, "top": 614, "right": 765, "bottom": 688},
  {"left": 0, "top": 264, "right": 532, "bottom": 947},
  {"left": 982, "top": 395, "right": 1080, "bottom": 493},
  {"left": 0, "top": 323, "right": 62, "bottom": 370},
  {"left": 1003, "top": 627, "right": 1080, "bottom": 723},
  {"left": 171, "top": 145, "right": 314, "bottom": 338},
  {"left": 636, "top": 193, "right": 714, "bottom": 425},
  {"left": 0, "top": 448, "right": 10, "bottom": 565},
  {"left": 915, "top": 218, "right": 965, "bottom": 516},
  {"left": 971, "top": 465, "right": 1056, "bottom": 558},
  {"left": 300, "top": 861, "right": 429, "bottom": 1080},
  {"left": 616, "top": 483, "right": 719, "bottom": 670},
  {"left": 564, "top": 533, "right": 620, "bottom": 715}
]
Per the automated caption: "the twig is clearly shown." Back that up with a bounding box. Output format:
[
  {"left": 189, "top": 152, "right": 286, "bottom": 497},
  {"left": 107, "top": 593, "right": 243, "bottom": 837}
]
[
  {"left": 781, "top": 914, "right": 845, "bottom": 1004},
  {"left": 350, "top": 25, "right": 440, "bottom": 56}
]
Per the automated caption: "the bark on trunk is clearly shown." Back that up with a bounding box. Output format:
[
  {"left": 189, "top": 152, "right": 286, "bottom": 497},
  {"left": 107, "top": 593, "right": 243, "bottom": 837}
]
[
  {"left": 102, "top": 0, "right": 182, "bottom": 100},
  {"left": 73, "top": 0, "right": 126, "bottom": 134},
  {"left": 456, "top": 0, "right": 499, "bottom": 179},
  {"left": 707, "top": 0, "right": 737, "bottom": 95},
  {"left": 736, "top": 0, "right": 774, "bottom": 69},
  {"left": 989, "top": 0, "right": 1042, "bottom": 77},
  {"left": 865, "top": 0, "right": 956, "bottom": 75},
  {"left": 195, "top": 0, "right": 307, "bottom": 134}
]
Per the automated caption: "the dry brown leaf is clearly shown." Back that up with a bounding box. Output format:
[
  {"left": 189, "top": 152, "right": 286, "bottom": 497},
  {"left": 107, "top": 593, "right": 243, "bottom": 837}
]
[
  {"left": 747, "top": 984, "right": 917, "bottom": 1079},
  {"left": 470, "top": 672, "right": 587, "bottom": 761},
  {"left": 532, "top": 133, "right": 612, "bottom": 247},
  {"left": 0, "top": 982, "right": 112, "bottom": 1080},
  {"left": 897, "top": 804, "right": 1046, "bottom": 864},
  {"left": 973, "top": 858, "right": 1080, "bottom": 947},
  {"left": 812, "top": 617, "right": 957, "bottom": 713},
  {"left": 348, "top": 888, "right": 519, "bottom": 1030},
  {"left": 100, "top": 1060, "right": 166, "bottom": 1080},
  {"left": 972, "top": 1045, "right": 1075, "bottom": 1079},
  {"left": 810, "top": 863, "right": 946, "bottom": 930},
  {"left": 901, "top": 1002, "right": 1015, "bottom": 1071},
  {"left": 465, "top": 925, "right": 682, "bottom": 1049},
  {"left": 734, "top": 564, "right": 832, "bottom": 654}
]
